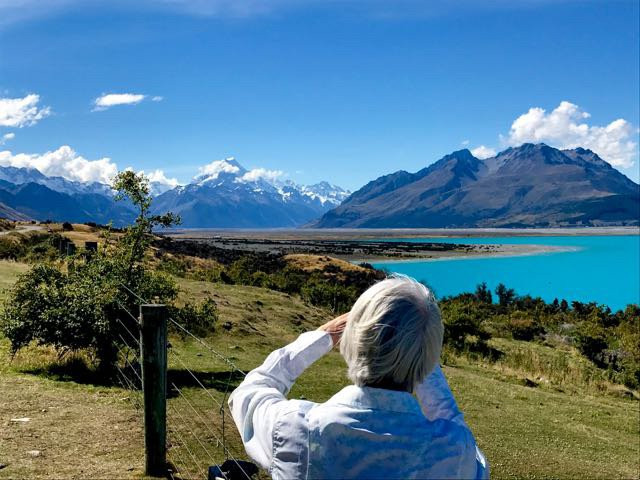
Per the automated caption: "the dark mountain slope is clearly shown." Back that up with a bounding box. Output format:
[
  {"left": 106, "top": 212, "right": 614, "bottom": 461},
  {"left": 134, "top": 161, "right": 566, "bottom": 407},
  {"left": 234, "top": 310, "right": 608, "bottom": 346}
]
[
  {"left": 312, "top": 144, "right": 639, "bottom": 228},
  {"left": 0, "top": 181, "right": 136, "bottom": 225}
]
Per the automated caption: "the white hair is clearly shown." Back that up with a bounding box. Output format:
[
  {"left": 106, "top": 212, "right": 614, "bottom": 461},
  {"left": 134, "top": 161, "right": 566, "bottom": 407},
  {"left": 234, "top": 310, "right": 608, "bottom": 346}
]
[{"left": 340, "top": 275, "right": 443, "bottom": 392}]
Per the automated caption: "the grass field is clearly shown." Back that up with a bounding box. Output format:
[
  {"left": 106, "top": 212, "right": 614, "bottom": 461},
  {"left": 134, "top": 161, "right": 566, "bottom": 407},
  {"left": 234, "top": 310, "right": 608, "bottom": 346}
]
[{"left": 0, "top": 265, "right": 638, "bottom": 479}]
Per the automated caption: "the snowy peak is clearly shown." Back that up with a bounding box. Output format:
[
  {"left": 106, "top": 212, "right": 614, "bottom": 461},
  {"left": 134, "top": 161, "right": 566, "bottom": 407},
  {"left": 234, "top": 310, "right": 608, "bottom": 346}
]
[
  {"left": 153, "top": 158, "right": 350, "bottom": 227},
  {"left": 0, "top": 165, "right": 112, "bottom": 196},
  {"left": 301, "top": 181, "right": 350, "bottom": 206},
  {"left": 195, "top": 157, "right": 247, "bottom": 185}
]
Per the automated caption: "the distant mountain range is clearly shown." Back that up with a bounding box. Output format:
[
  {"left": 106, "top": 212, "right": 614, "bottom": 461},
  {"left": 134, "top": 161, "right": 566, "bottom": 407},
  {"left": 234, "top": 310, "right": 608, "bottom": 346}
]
[
  {"left": 152, "top": 158, "right": 350, "bottom": 227},
  {"left": 0, "top": 167, "right": 137, "bottom": 225},
  {"left": 1, "top": 144, "right": 637, "bottom": 228},
  {"left": 312, "top": 144, "right": 639, "bottom": 228},
  {"left": 0, "top": 159, "right": 350, "bottom": 227}
]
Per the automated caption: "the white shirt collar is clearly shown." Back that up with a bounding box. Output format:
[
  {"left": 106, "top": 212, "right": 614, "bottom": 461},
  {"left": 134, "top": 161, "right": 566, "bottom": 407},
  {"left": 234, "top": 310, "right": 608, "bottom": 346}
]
[{"left": 326, "top": 384, "right": 424, "bottom": 416}]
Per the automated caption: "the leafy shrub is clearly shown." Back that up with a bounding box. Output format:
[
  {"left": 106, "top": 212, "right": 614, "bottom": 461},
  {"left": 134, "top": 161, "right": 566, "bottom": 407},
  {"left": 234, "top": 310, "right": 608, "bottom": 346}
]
[
  {"left": 0, "top": 252, "right": 177, "bottom": 371},
  {"left": 474, "top": 282, "right": 493, "bottom": 304},
  {"left": 0, "top": 236, "right": 25, "bottom": 260},
  {"left": 440, "top": 300, "right": 492, "bottom": 352},
  {"left": 574, "top": 323, "right": 609, "bottom": 368},
  {"left": 507, "top": 312, "right": 545, "bottom": 341},
  {"left": 495, "top": 283, "right": 516, "bottom": 307},
  {"left": 170, "top": 298, "right": 218, "bottom": 338},
  {"left": 300, "top": 276, "right": 359, "bottom": 313},
  {"left": 0, "top": 171, "right": 180, "bottom": 371}
]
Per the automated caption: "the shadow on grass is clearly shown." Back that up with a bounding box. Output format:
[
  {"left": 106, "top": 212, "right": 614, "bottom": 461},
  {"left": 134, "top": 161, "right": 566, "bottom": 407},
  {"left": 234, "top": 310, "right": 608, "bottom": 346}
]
[
  {"left": 20, "top": 356, "right": 244, "bottom": 396},
  {"left": 167, "top": 368, "right": 245, "bottom": 398},
  {"left": 20, "top": 356, "right": 119, "bottom": 387}
]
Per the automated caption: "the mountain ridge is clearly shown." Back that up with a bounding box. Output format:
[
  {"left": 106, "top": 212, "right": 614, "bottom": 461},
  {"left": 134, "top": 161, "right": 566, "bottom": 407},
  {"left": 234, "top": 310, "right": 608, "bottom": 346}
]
[
  {"left": 0, "top": 159, "right": 350, "bottom": 227},
  {"left": 152, "top": 158, "right": 350, "bottom": 227},
  {"left": 311, "top": 143, "right": 639, "bottom": 228}
]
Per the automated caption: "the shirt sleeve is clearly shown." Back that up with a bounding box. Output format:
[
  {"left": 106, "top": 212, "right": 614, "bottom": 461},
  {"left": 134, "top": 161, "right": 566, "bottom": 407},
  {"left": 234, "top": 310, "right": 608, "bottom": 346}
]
[
  {"left": 415, "top": 364, "right": 489, "bottom": 479},
  {"left": 228, "top": 330, "right": 333, "bottom": 470}
]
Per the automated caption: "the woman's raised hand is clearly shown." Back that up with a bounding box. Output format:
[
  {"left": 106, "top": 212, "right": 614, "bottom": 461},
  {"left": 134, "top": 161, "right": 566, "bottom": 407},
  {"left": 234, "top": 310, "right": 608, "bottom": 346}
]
[{"left": 318, "top": 312, "right": 349, "bottom": 346}]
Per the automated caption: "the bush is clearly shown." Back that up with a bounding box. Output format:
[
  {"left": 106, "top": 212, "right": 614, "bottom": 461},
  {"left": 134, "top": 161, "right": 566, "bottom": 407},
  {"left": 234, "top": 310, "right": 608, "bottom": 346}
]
[
  {"left": 0, "top": 237, "right": 25, "bottom": 260},
  {"left": 62, "top": 222, "right": 74, "bottom": 231},
  {"left": 170, "top": 298, "right": 218, "bottom": 338},
  {"left": 574, "top": 322, "right": 609, "bottom": 368},
  {"left": 495, "top": 283, "right": 516, "bottom": 307},
  {"left": 0, "top": 255, "right": 177, "bottom": 371},
  {"left": 300, "top": 276, "right": 359, "bottom": 313},
  {"left": 507, "top": 312, "right": 545, "bottom": 341},
  {"left": 440, "top": 301, "right": 492, "bottom": 352},
  {"left": 0, "top": 171, "right": 180, "bottom": 372}
]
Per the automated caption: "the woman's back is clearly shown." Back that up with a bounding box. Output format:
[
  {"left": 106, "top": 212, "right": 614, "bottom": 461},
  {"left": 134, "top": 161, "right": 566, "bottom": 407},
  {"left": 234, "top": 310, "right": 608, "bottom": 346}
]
[{"left": 306, "top": 385, "right": 480, "bottom": 479}]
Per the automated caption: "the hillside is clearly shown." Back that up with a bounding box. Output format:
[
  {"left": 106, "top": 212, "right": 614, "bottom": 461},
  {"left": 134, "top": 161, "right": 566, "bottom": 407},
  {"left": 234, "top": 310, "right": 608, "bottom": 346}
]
[
  {"left": 313, "top": 144, "right": 640, "bottom": 228},
  {"left": 0, "top": 262, "right": 637, "bottom": 479}
]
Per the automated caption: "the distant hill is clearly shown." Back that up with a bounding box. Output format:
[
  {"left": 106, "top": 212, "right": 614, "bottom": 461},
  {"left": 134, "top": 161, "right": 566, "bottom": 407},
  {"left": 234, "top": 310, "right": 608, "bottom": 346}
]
[
  {"left": 311, "top": 144, "right": 640, "bottom": 228},
  {"left": 152, "top": 158, "right": 350, "bottom": 227}
]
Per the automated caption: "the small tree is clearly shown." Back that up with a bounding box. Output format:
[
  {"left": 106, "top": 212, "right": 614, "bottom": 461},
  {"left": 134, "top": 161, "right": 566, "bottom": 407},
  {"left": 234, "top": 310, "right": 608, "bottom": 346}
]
[
  {"left": 112, "top": 170, "right": 180, "bottom": 283},
  {"left": 495, "top": 283, "right": 516, "bottom": 307},
  {"left": 474, "top": 282, "right": 493, "bottom": 304}
]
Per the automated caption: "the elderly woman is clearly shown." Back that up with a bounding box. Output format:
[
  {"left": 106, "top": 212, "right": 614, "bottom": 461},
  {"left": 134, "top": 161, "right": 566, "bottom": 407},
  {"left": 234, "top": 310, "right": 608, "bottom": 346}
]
[{"left": 229, "top": 276, "right": 488, "bottom": 479}]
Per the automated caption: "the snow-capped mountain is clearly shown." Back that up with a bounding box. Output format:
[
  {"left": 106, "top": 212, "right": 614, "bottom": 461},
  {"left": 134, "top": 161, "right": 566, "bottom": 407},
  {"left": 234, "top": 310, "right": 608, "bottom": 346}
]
[
  {"left": 0, "top": 166, "right": 136, "bottom": 224},
  {"left": 0, "top": 165, "right": 112, "bottom": 196},
  {"left": 152, "top": 158, "right": 350, "bottom": 227},
  {"left": 300, "top": 181, "right": 350, "bottom": 207},
  {"left": 0, "top": 159, "right": 349, "bottom": 227}
]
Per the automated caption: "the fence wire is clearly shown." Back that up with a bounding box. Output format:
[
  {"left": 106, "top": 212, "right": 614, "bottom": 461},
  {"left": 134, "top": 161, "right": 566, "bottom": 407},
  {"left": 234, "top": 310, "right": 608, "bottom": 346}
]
[
  {"left": 116, "top": 283, "right": 255, "bottom": 480},
  {"left": 167, "top": 317, "right": 252, "bottom": 480}
]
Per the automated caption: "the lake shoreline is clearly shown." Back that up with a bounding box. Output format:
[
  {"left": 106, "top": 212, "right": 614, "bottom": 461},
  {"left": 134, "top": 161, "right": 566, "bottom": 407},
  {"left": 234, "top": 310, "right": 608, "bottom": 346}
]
[
  {"left": 164, "top": 232, "right": 581, "bottom": 263},
  {"left": 163, "top": 226, "right": 640, "bottom": 240},
  {"left": 350, "top": 244, "right": 579, "bottom": 264}
]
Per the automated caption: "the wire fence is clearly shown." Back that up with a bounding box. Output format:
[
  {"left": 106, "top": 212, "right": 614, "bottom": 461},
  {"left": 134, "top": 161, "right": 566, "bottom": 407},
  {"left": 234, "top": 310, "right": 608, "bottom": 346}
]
[{"left": 115, "top": 283, "right": 256, "bottom": 480}]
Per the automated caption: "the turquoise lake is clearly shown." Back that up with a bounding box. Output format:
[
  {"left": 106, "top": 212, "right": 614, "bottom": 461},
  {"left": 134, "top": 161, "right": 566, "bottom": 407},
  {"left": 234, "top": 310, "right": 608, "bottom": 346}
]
[{"left": 371, "top": 235, "right": 639, "bottom": 311}]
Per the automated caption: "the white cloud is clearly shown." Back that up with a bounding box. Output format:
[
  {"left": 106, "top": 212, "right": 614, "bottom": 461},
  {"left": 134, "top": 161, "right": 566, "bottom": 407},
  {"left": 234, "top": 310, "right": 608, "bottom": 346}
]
[
  {"left": 196, "top": 157, "right": 241, "bottom": 179},
  {"left": 240, "top": 167, "right": 284, "bottom": 183},
  {"left": 0, "top": 145, "right": 117, "bottom": 184},
  {"left": 470, "top": 145, "right": 496, "bottom": 159},
  {"left": 0, "top": 94, "right": 51, "bottom": 127},
  {"left": 93, "top": 93, "right": 147, "bottom": 111},
  {"left": 0, "top": 132, "right": 15, "bottom": 145},
  {"left": 504, "top": 101, "right": 637, "bottom": 168},
  {"left": 143, "top": 168, "right": 180, "bottom": 187},
  {"left": 151, "top": 96, "right": 164, "bottom": 102},
  {"left": 461, "top": 139, "right": 470, "bottom": 146}
]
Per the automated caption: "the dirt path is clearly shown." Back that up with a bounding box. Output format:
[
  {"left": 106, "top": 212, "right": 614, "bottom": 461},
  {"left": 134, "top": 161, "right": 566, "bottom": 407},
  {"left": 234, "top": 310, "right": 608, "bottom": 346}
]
[{"left": 0, "top": 375, "right": 145, "bottom": 479}]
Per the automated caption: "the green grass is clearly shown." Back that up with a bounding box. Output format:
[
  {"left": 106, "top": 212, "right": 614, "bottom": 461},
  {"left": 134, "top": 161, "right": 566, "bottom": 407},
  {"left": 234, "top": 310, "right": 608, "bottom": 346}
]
[
  {"left": 170, "top": 277, "right": 639, "bottom": 479},
  {"left": 0, "top": 260, "right": 29, "bottom": 301},
  {"left": 0, "top": 270, "right": 637, "bottom": 479}
]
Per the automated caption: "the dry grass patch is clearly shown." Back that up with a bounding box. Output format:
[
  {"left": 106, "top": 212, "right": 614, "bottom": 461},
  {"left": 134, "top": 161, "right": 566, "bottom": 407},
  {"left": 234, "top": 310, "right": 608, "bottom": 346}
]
[
  {"left": 285, "top": 253, "right": 366, "bottom": 273},
  {"left": 0, "top": 375, "right": 145, "bottom": 479}
]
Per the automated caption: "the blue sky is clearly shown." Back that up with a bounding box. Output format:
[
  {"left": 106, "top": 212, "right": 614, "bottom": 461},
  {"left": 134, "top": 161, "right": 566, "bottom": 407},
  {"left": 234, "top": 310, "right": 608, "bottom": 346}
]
[{"left": 0, "top": 0, "right": 638, "bottom": 190}]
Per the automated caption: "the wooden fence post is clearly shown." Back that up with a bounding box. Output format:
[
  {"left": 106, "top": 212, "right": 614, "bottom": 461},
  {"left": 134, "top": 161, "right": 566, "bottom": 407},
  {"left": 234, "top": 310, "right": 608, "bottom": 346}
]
[{"left": 140, "top": 304, "right": 168, "bottom": 477}]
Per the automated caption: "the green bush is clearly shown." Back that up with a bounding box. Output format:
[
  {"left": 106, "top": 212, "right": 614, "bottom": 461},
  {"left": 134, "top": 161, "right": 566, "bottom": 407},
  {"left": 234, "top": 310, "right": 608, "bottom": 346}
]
[
  {"left": 506, "top": 312, "right": 544, "bottom": 341},
  {"left": 0, "top": 171, "right": 180, "bottom": 372},
  {"left": 0, "top": 237, "right": 25, "bottom": 260},
  {"left": 170, "top": 298, "right": 218, "bottom": 338},
  {"left": 440, "top": 300, "right": 492, "bottom": 352}
]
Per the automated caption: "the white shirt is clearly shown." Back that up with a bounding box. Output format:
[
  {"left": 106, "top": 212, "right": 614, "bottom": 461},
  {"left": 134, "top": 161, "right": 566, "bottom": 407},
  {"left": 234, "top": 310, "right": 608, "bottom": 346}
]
[{"left": 228, "top": 330, "right": 489, "bottom": 479}]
